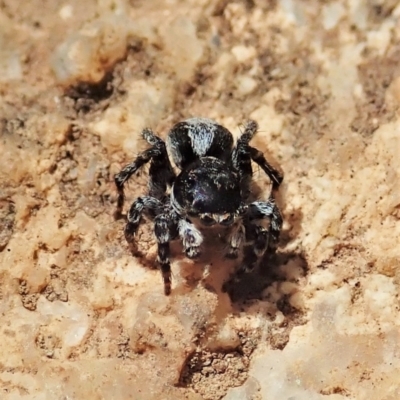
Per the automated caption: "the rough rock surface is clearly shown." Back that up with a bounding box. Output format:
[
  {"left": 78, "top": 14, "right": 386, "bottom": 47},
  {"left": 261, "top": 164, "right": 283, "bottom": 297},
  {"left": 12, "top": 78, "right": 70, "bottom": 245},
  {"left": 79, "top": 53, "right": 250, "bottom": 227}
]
[{"left": 1, "top": 0, "right": 399, "bottom": 399}]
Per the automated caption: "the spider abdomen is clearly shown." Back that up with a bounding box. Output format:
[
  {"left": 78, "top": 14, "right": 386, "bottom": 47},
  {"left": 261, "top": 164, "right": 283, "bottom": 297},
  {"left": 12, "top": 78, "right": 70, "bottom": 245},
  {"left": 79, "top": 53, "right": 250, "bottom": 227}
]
[{"left": 166, "top": 117, "right": 234, "bottom": 169}]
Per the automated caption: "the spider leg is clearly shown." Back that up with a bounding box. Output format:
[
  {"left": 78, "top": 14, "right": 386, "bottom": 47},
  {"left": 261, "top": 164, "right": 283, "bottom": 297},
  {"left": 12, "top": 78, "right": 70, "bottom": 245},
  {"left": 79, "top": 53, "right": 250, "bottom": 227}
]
[
  {"left": 233, "top": 197, "right": 282, "bottom": 279},
  {"left": 178, "top": 219, "right": 203, "bottom": 259},
  {"left": 232, "top": 120, "right": 283, "bottom": 192},
  {"left": 231, "top": 120, "right": 258, "bottom": 197},
  {"left": 225, "top": 222, "right": 245, "bottom": 259},
  {"left": 249, "top": 146, "right": 283, "bottom": 189},
  {"left": 115, "top": 148, "right": 158, "bottom": 219},
  {"left": 125, "top": 196, "right": 163, "bottom": 243},
  {"left": 147, "top": 131, "right": 175, "bottom": 200},
  {"left": 236, "top": 225, "right": 270, "bottom": 276},
  {"left": 154, "top": 213, "right": 177, "bottom": 295},
  {"left": 114, "top": 128, "right": 174, "bottom": 219},
  {"left": 247, "top": 198, "right": 282, "bottom": 245}
]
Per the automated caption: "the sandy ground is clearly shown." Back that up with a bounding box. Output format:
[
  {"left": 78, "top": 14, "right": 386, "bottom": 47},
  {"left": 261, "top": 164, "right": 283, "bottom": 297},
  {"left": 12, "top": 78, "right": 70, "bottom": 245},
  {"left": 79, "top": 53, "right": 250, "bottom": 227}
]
[{"left": 1, "top": 0, "right": 400, "bottom": 399}]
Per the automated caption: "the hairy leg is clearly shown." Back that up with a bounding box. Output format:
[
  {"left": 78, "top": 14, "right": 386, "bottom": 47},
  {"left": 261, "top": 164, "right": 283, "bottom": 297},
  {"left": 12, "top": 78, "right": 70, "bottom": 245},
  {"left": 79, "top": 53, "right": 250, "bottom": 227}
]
[
  {"left": 224, "top": 198, "right": 282, "bottom": 288},
  {"left": 247, "top": 198, "right": 282, "bottom": 245},
  {"left": 232, "top": 120, "right": 283, "bottom": 193},
  {"left": 178, "top": 219, "right": 203, "bottom": 259},
  {"left": 125, "top": 196, "right": 163, "bottom": 243},
  {"left": 154, "top": 213, "right": 175, "bottom": 295},
  {"left": 225, "top": 222, "right": 245, "bottom": 259},
  {"left": 249, "top": 147, "right": 283, "bottom": 189},
  {"left": 231, "top": 120, "right": 258, "bottom": 197},
  {"left": 114, "top": 128, "right": 174, "bottom": 219},
  {"left": 144, "top": 129, "right": 175, "bottom": 200},
  {"left": 236, "top": 224, "right": 270, "bottom": 277}
]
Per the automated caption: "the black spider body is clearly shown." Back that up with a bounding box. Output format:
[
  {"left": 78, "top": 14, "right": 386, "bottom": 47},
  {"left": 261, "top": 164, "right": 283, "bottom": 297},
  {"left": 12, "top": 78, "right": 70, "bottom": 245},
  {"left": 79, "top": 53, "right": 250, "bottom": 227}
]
[
  {"left": 173, "top": 157, "right": 242, "bottom": 217},
  {"left": 114, "top": 117, "right": 283, "bottom": 295}
]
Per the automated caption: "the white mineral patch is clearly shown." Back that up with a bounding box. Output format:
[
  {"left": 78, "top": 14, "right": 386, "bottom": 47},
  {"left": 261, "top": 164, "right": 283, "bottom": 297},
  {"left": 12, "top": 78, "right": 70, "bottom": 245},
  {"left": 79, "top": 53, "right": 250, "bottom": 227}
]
[
  {"left": 224, "top": 377, "right": 261, "bottom": 400},
  {"left": 366, "top": 21, "right": 394, "bottom": 56},
  {"left": 235, "top": 75, "right": 257, "bottom": 96},
  {"left": 0, "top": 51, "right": 22, "bottom": 81},
  {"left": 90, "top": 78, "right": 174, "bottom": 153},
  {"left": 207, "top": 321, "right": 241, "bottom": 350},
  {"left": 349, "top": 0, "right": 368, "bottom": 30},
  {"left": 322, "top": 2, "right": 345, "bottom": 30},
  {"left": 59, "top": 4, "right": 73, "bottom": 20},
  {"left": 104, "top": 257, "right": 150, "bottom": 287},
  {"left": 36, "top": 297, "right": 91, "bottom": 348},
  {"left": 231, "top": 45, "right": 256, "bottom": 63},
  {"left": 279, "top": 0, "right": 306, "bottom": 25},
  {"left": 159, "top": 17, "right": 204, "bottom": 81},
  {"left": 51, "top": 13, "right": 156, "bottom": 85},
  {"left": 250, "top": 105, "right": 285, "bottom": 140},
  {"left": 241, "top": 291, "right": 400, "bottom": 400}
]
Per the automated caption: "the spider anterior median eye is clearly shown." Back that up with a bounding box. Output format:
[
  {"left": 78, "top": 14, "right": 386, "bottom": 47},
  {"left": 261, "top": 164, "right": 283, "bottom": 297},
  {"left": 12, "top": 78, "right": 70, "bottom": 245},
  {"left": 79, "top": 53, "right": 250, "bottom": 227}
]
[{"left": 187, "top": 173, "right": 197, "bottom": 183}]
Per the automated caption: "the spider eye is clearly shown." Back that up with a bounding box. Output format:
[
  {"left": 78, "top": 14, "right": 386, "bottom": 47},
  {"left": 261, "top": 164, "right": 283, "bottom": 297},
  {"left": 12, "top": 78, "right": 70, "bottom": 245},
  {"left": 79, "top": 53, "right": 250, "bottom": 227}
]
[
  {"left": 200, "top": 214, "right": 216, "bottom": 226},
  {"left": 219, "top": 214, "right": 234, "bottom": 226},
  {"left": 186, "top": 173, "right": 197, "bottom": 185},
  {"left": 237, "top": 205, "right": 247, "bottom": 216}
]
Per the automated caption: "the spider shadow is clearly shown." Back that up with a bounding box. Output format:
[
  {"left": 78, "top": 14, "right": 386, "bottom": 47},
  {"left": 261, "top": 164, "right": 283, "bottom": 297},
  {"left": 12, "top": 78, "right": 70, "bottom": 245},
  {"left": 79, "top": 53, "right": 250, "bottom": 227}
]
[
  {"left": 223, "top": 248, "right": 308, "bottom": 305},
  {"left": 171, "top": 232, "right": 238, "bottom": 294},
  {"left": 174, "top": 205, "right": 306, "bottom": 323},
  {"left": 119, "top": 173, "right": 306, "bottom": 322},
  {"left": 224, "top": 206, "right": 306, "bottom": 308}
]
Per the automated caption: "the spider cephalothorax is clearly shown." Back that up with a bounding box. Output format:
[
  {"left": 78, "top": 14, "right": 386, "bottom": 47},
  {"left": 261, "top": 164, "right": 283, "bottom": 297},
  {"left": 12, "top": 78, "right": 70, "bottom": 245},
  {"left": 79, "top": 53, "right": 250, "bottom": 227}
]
[{"left": 114, "top": 117, "right": 283, "bottom": 295}]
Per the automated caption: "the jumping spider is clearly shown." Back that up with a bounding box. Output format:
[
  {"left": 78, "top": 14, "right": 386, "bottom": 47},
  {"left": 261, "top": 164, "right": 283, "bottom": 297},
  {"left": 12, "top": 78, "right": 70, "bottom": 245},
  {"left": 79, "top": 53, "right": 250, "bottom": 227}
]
[{"left": 114, "top": 118, "right": 283, "bottom": 295}]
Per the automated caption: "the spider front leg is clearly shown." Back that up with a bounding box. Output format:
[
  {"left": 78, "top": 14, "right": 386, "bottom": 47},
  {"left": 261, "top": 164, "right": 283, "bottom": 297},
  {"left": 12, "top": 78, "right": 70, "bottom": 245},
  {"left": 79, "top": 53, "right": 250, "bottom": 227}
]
[
  {"left": 154, "top": 213, "right": 178, "bottom": 295},
  {"left": 232, "top": 120, "right": 258, "bottom": 196},
  {"left": 114, "top": 128, "right": 174, "bottom": 219},
  {"left": 232, "top": 197, "right": 282, "bottom": 280},
  {"left": 178, "top": 219, "right": 203, "bottom": 259},
  {"left": 226, "top": 222, "right": 245, "bottom": 259},
  {"left": 249, "top": 147, "right": 283, "bottom": 189},
  {"left": 237, "top": 225, "right": 270, "bottom": 276},
  {"left": 247, "top": 198, "right": 283, "bottom": 245},
  {"left": 232, "top": 120, "right": 283, "bottom": 193},
  {"left": 125, "top": 196, "right": 163, "bottom": 243}
]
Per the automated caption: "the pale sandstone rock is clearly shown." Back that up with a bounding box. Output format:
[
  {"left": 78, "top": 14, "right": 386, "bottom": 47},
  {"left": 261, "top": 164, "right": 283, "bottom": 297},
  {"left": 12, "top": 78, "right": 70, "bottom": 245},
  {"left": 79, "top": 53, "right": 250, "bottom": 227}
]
[{"left": 1, "top": 0, "right": 400, "bottom": 399}]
